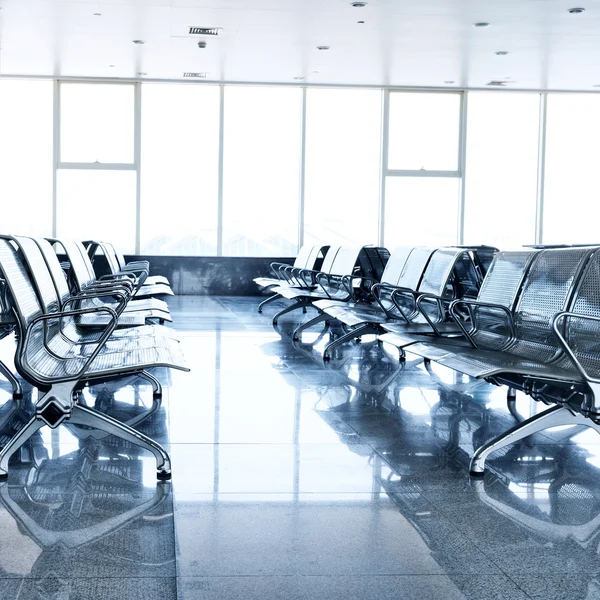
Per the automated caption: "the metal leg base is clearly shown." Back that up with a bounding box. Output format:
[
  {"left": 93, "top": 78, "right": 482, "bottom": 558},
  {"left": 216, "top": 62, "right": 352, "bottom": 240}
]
[
  {"left": 69, "top": 403, "right": 171, "bottom": 479},
  {"left": 273, "top": 301, "right": 306, "bottom": 326},
  {"left": 0, "top": 359, "right": 23, "bottom": 400},
  {"left": 323, "top": 324, "right": 378, "bottom": 361},
  {"left": 258, "top": 293, "right": 281, "bottom": 314},
  {"left": 292, "top": 312, "right": 329, "bottom": 341},
  {"left": 139, "top": 370, "right": 162, "bottom": 400},
  {"left": 0, "top": 415, "right": 46, "bottom": 478},
  {"left": 469, "top": 405, "right": 596, "bottom": 476}
]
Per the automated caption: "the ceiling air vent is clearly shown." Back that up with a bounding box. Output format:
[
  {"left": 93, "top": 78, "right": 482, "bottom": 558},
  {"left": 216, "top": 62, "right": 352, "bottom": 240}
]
[
  {"left": 189, "top": 27, "right": 221, "bottom": 36},
  {"left": 486, "top": 80, "right": 510, "bottom": 86},
  {"left": 183, "top": 72, "right": 208, "bottom": 78}
]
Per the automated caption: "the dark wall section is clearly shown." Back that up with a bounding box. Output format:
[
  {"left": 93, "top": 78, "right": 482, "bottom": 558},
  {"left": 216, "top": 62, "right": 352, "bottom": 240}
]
[{"left": 123, "top": 255, "right": 294, "bottom": 296}]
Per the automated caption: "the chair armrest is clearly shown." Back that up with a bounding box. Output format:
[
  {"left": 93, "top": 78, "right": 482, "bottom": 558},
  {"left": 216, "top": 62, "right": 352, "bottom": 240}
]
[
  {"left": 21, "top": 306, "right": 118, "bottom": 384},
  {"left": 415, "top": 292, "right": 447, "bottom": 336},
  {"left": 552, "top": 312, "right": 600, "bottom": 385},
  {"left": 391, "top": 287, "right": 420, "bottom": 324},
  {"left": 449, "top": 299, "right": 515, "bottom": 349}
]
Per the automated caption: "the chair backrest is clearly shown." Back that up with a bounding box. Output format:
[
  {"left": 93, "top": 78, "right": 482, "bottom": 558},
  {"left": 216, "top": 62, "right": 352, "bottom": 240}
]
[
  {"left": 111, "top": 244, "right": 127, "bottom": 271},
  {"left": 34, "top": 238, "right": 72, "bottom": 303},
  {"left": 417, "top": 248, "right": 468, "bottom": 297},
  {"left": 319, "top": 246, "right": 342, "bottom": 274},
  {"left": 509, "top": 247, "right": 594, "bottom": 363},
  {"left": 396, "top": 247, "right": 437, "bottom": 290},
  {"left": 379, "top": 246, "right": 415, "bottom": 286},
  {"left": 57, "top": 240, "right": 96, "bottom": 291},
  {"left": 556, "top": 249, "right": 600, "bottom": 378},
  {"left": 0, "top": 239, "right": 44, "bottom": 329},
  {"left": 469, "top": 249, "right": 540, "bottom": 351},
  {"left": 477, "top": 250, "right": 538, "bottom": 307},
  {"left": 292, "top": 245, "right": 316, "bottom": 269},
  {"left": 13, "top": 236, "right": 62, "bottom": 314},
  {"left": 327, "top": 246, "right": 362, "bottom": 276},
  {"left": 96, "top": 242, "right": 123, "bottom": 276}
]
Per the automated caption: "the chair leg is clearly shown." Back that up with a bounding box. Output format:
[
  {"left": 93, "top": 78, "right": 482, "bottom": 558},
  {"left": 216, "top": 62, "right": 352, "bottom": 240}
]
[
  {"left": 0, "top": 415, "right": 45, "bottom": 479},
  {"left": 272, "top": 301, "right": 306, "bottom": 326},
  {"left": 68, "top": 403, "right": 172, "bottom": 480},
  {"left": 469, "top": 405, "right": 594, "bottom": 477},
  {"left": 258, "top": 293, "right": 281, "bottom": 314},
  {"left": 292, "top": 312, "right": 330, "bottom": 341},
  {"left": 506, "top": 387, "right": 523, "bottom": 422},
  {"left": 139, "top": 370, "right": 162, "bottom": 400},
  {"left": 323, "top": 324, "right": 379, "bottom": 361},
  {"left": 0, "top": 359, "right": 23, "bottom": 399}
]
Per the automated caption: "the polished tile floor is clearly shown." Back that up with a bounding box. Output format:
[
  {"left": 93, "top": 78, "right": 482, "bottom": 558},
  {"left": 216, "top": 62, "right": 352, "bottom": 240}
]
[{"left": 0, "top": 296, "right": 600, "bottom": 599}]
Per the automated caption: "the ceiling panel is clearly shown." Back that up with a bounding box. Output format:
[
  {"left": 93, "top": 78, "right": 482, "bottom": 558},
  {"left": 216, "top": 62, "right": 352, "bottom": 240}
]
[{"left": 1, "top": 0, "right": 600, "bottom": 89}]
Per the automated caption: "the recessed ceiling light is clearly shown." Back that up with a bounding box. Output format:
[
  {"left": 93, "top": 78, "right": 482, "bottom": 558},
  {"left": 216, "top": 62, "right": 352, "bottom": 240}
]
[
  {"left": 351, "top": 2, "right": 367, "bottom": 6},
  {"left": 495, "top": 51, "right": 509, "bottom": 56},
  {"left": 568, "top": 7, "right": 585, "bottom": 13},
  {"left": 473, "top": 22, "right": 490, "bottom": 27},
  {"left": 132, "top": 39, "right": 146, "bottom": 45},
  {"left": 444, "top": 81, "right": 455, "bottom": 84},
  {"left": 317, "top": 45, "right": 330, "bottom": 50}
]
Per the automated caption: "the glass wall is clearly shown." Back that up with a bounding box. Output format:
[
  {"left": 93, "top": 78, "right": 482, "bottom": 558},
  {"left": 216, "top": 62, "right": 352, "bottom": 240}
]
[
  {"left": 0, "top": 80, "right": 53, "bottom": 237},
  {"left": 141, "top": 84, "right": 220, "bottom": 255},
  {"left": 388, "top": 92, "right": 461, "bottom": 172},
  {"left": 544, "top": 94, "right": 600, "bottom": 244},
  {"left": 384, "top": 92, "right": 461, "bottom": 246},
  {"left": 304, "top": 88, "right": 382, "bottom": 246},
  {"left": 3, "top": 79, "right": 598, "bottom": 257},
  {"left": 222, "top": 86, "right": 302, "bottom": 256},
  {"left": 464, "top": 93, "right": 540, "bottom": 248}
]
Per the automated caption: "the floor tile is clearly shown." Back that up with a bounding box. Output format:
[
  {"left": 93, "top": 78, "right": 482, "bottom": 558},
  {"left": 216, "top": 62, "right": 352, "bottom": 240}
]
[{"left": 178, "top": 574, "right": 529, "bottom": 600}]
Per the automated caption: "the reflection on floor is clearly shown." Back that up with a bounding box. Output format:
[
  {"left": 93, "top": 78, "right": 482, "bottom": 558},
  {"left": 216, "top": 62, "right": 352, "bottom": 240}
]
[{"left": 1, "top": 296, "right": 600, "bottom": 599}]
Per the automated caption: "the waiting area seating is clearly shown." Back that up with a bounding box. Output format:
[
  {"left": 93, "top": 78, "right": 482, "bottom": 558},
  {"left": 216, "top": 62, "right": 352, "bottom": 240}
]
[
  {"left": 0, "top": 235, "right": 188, "bottom": 481},
  {"left": 257, "top": 243, "right": 600, "bottom": 478}
]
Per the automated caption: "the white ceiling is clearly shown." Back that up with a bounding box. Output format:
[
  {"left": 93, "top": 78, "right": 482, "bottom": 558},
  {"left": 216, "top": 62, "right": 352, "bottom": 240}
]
[{"left": 2, "top": 0, "right": 600, "bottom": 90}]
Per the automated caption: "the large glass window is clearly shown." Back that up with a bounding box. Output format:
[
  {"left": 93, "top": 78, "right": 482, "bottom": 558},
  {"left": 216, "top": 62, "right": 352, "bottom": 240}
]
[
  {"left": 304, "top": 88, "right": 382, "bottom": 247},
  {"left": 60, "top": 83, "right": 135, "bottom": 164},
  {"left": 388, "top": 92, "right": 461, "bottom": 171},
  {"left": 141, "top": 84, "right": 220, "bottom": 255},
  {"left": 544, "top": 94, "right": 600, "bottom": 244},
  {"left": 464, "top": 92, "right": 540, "bottom": 248},
  {"left": 222, "top": 86, "right": 302, "bottom": 256},
  {"left": 56, "top": 170, "right": 137, "bottom": 253},
  {"left": 0, "top": 80, "right": 53, "bottom": 237},
  {"left": 384, "top": 177, "right": 460, "bottom": 246}
]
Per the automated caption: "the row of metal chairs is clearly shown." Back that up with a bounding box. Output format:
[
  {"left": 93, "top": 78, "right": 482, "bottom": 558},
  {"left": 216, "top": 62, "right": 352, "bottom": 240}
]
[
  {"left": 256, "top": 243, "right": 600, "bottom": 476},
  {"left": 0, "top": 235, "right": 188, "bottom": 480}
]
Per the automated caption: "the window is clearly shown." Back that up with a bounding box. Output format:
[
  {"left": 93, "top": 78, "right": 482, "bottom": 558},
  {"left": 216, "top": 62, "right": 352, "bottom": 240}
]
[
  {"left": 222, "top": 86, "right": 302, "bottom": 256},
  {"left": 543, "top": 94, "right": 600, "bottom": 244},
  {"left": 464, "top": 93, "right": 540, "bottom": 248},
  {"left": 56, "top": 170, "right": 137, "bottom": 253},
  {"left": 0, "top": 80, "right": 53, "bottom": 237},
  {"left": 388, "top": 92, "right": 460, "bottom": 172},
  {"left": 60, "top": 83, "right": 135, "bottom": 164},
  {"left": 384, "top": 177, "right": 460, "bottom": 246},
  {"left": 304, "top": 88, "right": 382, "bottom": 246},
  {"left": 141, "top": 84, "right": 220, "bottom": 255}
]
